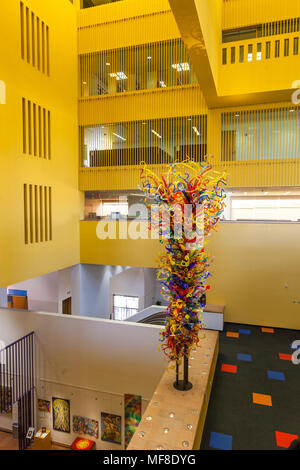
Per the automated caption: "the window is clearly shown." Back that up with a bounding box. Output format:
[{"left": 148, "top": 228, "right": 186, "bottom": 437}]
[
  {"left": 230, "top": 198, "right": 300, "bottom": 222},
  {"left": 113, "top": 295, "right": 139, "bottom": 320},
  {"left": 284, "top": 39, "right": 289, "bottom": 56},
  {"left": 266, "top": 41, "right": 271, "bottom": 59},
  {"left": 230, "top": 47, "right": 235, "bottom": 64},
  {"left": 293, "top": 37, "right": 299, "bottom": 55},
  {"left": 247, "top": 44, "right": 253, "bottom": 62},
  {"left": 222, "top": 48, "right": 227, "bottom": 65},
  {"left": 239, "top": 45, "right": 244, "bottom": 62},
  {"left": 256, "top": 43, "right": 262, "bottom": 60},
  {"left": 275, "top": 40, "right": 280, "bottom": 57}
]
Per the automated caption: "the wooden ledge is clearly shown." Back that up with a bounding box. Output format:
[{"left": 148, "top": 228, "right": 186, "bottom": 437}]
[{"left": 127, "top": 330, "right": 219, "bottom": 450}]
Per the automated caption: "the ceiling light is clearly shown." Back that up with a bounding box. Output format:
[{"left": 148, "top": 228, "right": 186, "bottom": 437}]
[
  {"left": 109, "top": 72, "right": 128, "bottom": 80},
  {"left": 82, "top": 81, "right": 87, "bottom": 85},
  {"left": 106, "top": 62, "right": 110, "bottom": 66},
  {"left": 171, "top": 62, "right": 190, "bottom": 72},
  {"left": 289, "top": 108, "right": 295, "bottom": 113},
  {"left": 192, "top": 126, "right": 200, "bottom": 136},
  {"left": 235, "top": 113, "right": 240, "bottom": 117},
  {"left": 142, "top": 122, "right": 147, "bottom": 125},
  {"left": 151, "top": 129, "right": 162, "bottom": 139},
  {"left": 159, "top": 81, "right": 166, "bottom": 88},
  {"left": 285, "top": 191, "right": 291, "bottom": 195},
  {"left": 147, "top": 56, "right": 152, "bottom": 60},
  {"left": 187, "top": 118, "right": 192, "bottom": 121},
  {"left": 113, "top": 132, "right": 126, "bottom": 141},
  {"left": 243, "top": 192, "right": 248, "bottom": 196}
]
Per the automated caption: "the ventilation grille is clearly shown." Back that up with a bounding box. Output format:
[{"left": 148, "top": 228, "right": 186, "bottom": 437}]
[
  {"left": 22, "top": 98, "right": 51, "bottom": 159},
  {"left": 20, "top": 1, "right": 50, "bottom": 75},
  {"left": 23, "top": 184, "right": 52, "bottom": 244}
]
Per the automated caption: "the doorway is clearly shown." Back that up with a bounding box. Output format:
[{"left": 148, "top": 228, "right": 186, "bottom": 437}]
[{"left": 62, "top": 297, "right": 72, "bottom": 315}]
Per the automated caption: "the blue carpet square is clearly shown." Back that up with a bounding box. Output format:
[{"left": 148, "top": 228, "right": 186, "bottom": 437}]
[
  {"left": 237, "top": 353, "right": 252, "bottom": 362},
  {"left": 239, "top": 328, "right": 251, "bottom": 335},
  {"left": 209, "top": 432, "right": 232, "bottom": 450},
  {"left": 267, "top": 370, "right": 285, "bottom": 381}
]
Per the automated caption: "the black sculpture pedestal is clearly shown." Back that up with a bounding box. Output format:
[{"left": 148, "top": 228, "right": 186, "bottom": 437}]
[{"left": 173, "top": 355, "right": 193, "bottom": 391}]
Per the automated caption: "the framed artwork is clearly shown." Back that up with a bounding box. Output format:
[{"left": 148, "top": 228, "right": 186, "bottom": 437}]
[
  {"left": 38, "top": 399, "right": 51, "bottom": 413},
  {"left": 124, "top": 394, "right": 142, "bottom": 448},
  {"left": 0, "top": 386, "right": 12, "bottom": 414},
  {"left": 52, "top": 397, "right": 70, "bottom": 433},
  {"left": 73, "top": 415, "right": 99, "bottom": 439},
  {"left": 101, "top": 412, "right": 121, "bottom": 444}
]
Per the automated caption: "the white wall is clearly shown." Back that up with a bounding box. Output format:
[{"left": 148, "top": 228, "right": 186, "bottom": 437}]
[
  {"left": 0, "top": 308, "right": 166, "bottom": 448},
  {"left": 8, "top": 272, "right": 59, "bottom": 313},
  {"left": 110, "top": 267, "right": 146, "bottom": 316},
  {"left": 79, "top": 264, "right": 128, "bottom": 318}
]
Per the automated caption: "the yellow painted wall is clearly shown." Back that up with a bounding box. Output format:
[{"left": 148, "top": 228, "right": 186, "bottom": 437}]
[
  {"left": 194, "top": 0, "right": 222, "bottom": 91},
  {"left": 222, "top": 0, "right": 300, "bottom": 30},
  {"left": 80, "top": 220, "right": 300, "bottom": 330},
  {"left": 79, "top": 85, "right": 207, "bottom": 126},
  {"left": 78, "top": 0, "right": 179, "bottom": 54},
  {"left": 0, "top": 0, "right": 81, "bottom": 288}
]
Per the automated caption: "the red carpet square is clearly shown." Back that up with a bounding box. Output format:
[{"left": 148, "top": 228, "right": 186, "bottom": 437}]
[
  {"left": 221, "top": 364, "right": 237, "bottom": 374},
  {"left": 226, "top": 332, "right": 239, "bottom": 338},
  {"left": 261, "top": 327, "right": 274, "bottom": 333},
  {"left": 252, "top": 393, "right": 272, "bottom": 407},
  {"left": 279, "top": 353, "right": 292, "bottom": 361},
  {"left": 275, "top": 431, "right": 299, "bottom": 448}
]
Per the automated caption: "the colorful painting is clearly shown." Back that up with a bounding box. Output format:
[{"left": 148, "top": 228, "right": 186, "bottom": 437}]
[
  {"left": 38, "top": 399, "right": 51, "bottom": 413},
  {"left": 52, "top": 397, "right": 70, "bottom": 433},
  {"left": 101, "top": 412, "right": 121, "bottom": 444},
  {"left": 124, "top": 394, "right": 142, "bottom": 448},
  {"left": 73, "top": 415, "right": 99, "bottom": 439}
]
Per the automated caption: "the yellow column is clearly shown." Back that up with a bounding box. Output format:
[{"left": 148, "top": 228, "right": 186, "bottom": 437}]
[{"left": 207, "top": 109, "right": 221, "bottom": 160}]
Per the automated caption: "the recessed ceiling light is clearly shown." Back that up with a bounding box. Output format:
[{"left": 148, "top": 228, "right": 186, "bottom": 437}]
[
  {"left": 83, "top": 81, "right": 87, "bottom": 85},
  {"left": 109, "top": 72, "right": 128, "bottom": 80},
  {"left": 113, "top": 132, "right": 126, "bottom": 141},
  {"left": 106, "top": 62, "right": 110, "bottom": 66},
  {"left": 151, "top": 129, "right": 162, "bottom": 139},
  {"left": 147, "top": 56, "right": 152, "bottom": 60},
  {"left": 172, "top": 62, "right": 190, "bottom": 72},
  {"left": 235, "top": 113, "right": 240, "bottom": 117}
]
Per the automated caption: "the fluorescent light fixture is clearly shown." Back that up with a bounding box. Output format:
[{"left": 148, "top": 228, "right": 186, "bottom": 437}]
[
  {"left": 109, "top": 72, "right": 128, "bottom": 80},
  {"left": 113, "top": 132, "right": 126, "bottom": 141},
  {"left": 192, "top": 126, "right": 200, "bottom": 136},
  {"left": 147, "top": 56, "right": 152, "bottom": 60},
  {"left": 142, "top": 122, "right": 147, "bottom": 125},
  {"left": 151, "top": 129, "right": 162, "bottom": 139},
  {"left": 159, "top": 81, "right": 167, "bottom": 88},
  {"left": 106, "top": 62, "right": 110, "bottom": 66},
  {"left": 235, "top": 113, "right": 240, "bottom": 117},
  {"left": 171, "top": 62, "right": 190, "bottom": 72}
]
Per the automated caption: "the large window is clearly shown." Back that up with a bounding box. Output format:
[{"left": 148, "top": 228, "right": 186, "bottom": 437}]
[
  {"left": 80, "top": 39, "right": 197, "bottom": 97},
  {"left": 113, "top": 295, "right": 139, "bottom": 320},
  {"left": 223, "top": 191, "right": 300, "bottom": 222},
  {"left": 80, "top": 115, "right": 207, "bottom": 168},
  {"left": 221, "top": 107, "right": 300, "bottom": 162}
]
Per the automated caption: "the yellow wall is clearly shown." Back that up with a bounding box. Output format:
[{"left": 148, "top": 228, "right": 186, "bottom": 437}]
[
  {"left": 80, "top": 220, "right": 300, "bottom": 330},
  {"left": 0, "top": 0, "right": 81, "bottom": 288},
  {"left": 78, "top": 0, "right": 179, "bottom": 54},
  {"left": 222, "top": 0, "right": 300, "bottom": 30}
]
